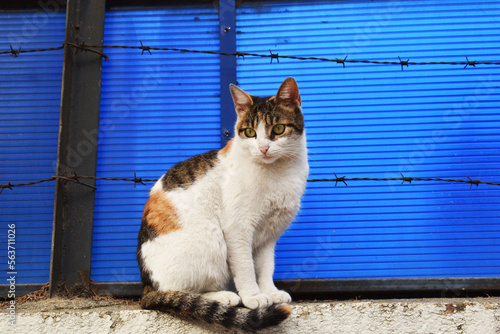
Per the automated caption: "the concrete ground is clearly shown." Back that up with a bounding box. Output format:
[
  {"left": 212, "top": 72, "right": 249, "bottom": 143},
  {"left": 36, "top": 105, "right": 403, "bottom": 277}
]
[{"left": 1, "top": 297, "right": 499, "bottom": 333}]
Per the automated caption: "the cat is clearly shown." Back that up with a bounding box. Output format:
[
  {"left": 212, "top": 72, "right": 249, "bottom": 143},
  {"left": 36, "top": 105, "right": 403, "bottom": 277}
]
[{"left": 136, "top": 77, "right": 309, "bottom": 332}]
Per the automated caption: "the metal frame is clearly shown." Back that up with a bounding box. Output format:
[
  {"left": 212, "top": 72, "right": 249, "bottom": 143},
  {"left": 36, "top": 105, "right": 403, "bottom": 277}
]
[
  {"left": 87, "top": 278, "right": 500, "bottom": 299},
  {"left": 49, "top": 0, "right": 106, "bottom": 297},
  {"left": 219, "top": 0, "right": 237, "bottom": 145}
]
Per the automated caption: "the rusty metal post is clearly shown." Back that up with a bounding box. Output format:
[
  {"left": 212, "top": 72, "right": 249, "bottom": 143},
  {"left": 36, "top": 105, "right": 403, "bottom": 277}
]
[{"left": 50, "top": 0, "right": 106, "bottom": 297}]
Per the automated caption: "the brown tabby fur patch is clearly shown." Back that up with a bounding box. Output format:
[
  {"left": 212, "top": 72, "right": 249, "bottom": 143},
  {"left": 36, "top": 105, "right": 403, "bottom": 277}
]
[
  {"left": 236, "top": 96, "right": 304, "bottom": 140},
  {"left": 142, "top": 191, "right": 181, "bottom": 235},
  {"left": 162, "top": 150, "right": 219, "bottom": 191}
]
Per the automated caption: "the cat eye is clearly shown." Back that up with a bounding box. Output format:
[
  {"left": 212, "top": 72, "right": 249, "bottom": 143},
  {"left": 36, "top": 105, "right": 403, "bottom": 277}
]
[
  {"left": 272, "top": 124, "right": 286, "bottom": 135},
  {"left": 244, "top": 128, "right": 256, "bottom": 138}
]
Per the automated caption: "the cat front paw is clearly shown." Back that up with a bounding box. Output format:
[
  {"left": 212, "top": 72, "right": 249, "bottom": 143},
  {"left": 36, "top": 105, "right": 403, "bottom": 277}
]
[
  {"left": 241, "top": 293, "right": 273, "bottom": 309},
  {"left": 268, "top": 290, "right": 292, "bottom": 304},
  {"left": 203, "top": 291, "right": 241, "bottom": 307}
]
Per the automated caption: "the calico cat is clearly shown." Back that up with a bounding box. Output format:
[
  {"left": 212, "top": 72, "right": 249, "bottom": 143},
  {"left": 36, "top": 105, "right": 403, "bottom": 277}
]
[{"left": 137, "top": 77, "right": 309, "bottom": 332}]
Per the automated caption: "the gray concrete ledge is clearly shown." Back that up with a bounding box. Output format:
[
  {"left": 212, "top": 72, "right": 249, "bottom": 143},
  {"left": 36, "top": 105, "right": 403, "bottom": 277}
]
[{"left": 1, "top": 297, "right": 499, "bottom": 333}]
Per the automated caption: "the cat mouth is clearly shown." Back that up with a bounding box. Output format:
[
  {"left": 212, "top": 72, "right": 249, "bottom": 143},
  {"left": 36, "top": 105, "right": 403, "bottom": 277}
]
[{"left": 259, "top": 153, "right": 277, "bottom": 163}]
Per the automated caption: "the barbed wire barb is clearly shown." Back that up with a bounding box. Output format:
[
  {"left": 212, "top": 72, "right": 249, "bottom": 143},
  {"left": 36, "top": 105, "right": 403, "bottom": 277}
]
[
  {"left": 464, "top": 56, "right": 477, "bottom": 69},
  {"left": 400, "top": 173, "right": 414, "bottom": 184},
  {"left": 466, "top": 176, "right": 480, "bottom": 189},
  {"left": 133, "top": 172, "right": 146, "bottom": 188},
  {"left": 10, "top": 45, "right": 21, "bottom": 57},
  {"left": 0, "top": 182, "right": 13, "bottom": 194},
  {"left": 333, "top": 172, "right": 348, "bottom": 186},
  {"left": 269, "top": 49, "right": 279, "bottom": 63},
  {"left": 140, "top": 40, "right": 152, "bottom": 55},
  {"left": 398, "top": 56, "right": 409, "bottom": 71},
  {"left": 335, "top": 55, "right": 348, "bottom": 68}
]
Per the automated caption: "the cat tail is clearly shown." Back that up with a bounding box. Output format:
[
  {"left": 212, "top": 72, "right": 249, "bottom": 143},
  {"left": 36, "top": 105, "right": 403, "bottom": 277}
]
[{"left": 141, "top": 290, "right": 291, "bottom": 333}]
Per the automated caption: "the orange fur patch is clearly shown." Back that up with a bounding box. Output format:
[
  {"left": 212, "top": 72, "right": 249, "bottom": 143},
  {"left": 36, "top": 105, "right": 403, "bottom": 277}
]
[
  {"left": 219, "top": 138, "right": 234, "bottom": 157},
  {"left": 279, "top": 304, "right": 292, "bottom": 317},
  {"left": 267, "top": 96, "right": 276, "bottom": 102},
  {"left": 143, "top": 191, "right": 181, "bottom": 235}
]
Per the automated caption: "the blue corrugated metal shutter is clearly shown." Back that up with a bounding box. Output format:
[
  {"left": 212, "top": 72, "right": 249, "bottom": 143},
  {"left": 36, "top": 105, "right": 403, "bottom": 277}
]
[
  {"left": 91, "top": 5, "right": 220, "bottom": 282},
  {"left": 237, "top": 0, "right": 500, "bottom": 279},
  {"left": 0, "top": 10, "right": 65, "bottom": 284}
]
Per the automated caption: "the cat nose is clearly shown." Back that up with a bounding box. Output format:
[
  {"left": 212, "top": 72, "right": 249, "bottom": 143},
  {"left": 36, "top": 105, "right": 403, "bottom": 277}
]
[{"left": 259, "top": 146, "right": 269, "bottom": 155}]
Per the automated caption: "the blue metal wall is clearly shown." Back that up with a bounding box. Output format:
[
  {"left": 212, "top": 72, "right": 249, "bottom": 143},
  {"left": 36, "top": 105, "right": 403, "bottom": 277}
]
[
  {"left": 0, "top": 10, "right": 65, "bottom": 284},
  {"left": 90, "top": 0, "right": 500, "bottom": 283},
  {"left": 237, "top": 0, "right": 500, "bottom": 279},
  {"left": 91, "top": 5, "right": 221, "bottom": 282}
]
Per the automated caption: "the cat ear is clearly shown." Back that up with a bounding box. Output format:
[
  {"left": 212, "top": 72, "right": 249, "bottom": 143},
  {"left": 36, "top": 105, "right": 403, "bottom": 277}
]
[
  {"left": 276, "top": 77, "right": 301, "bottom": 108},
  {"left": 230, "top": 84, "right": 253, "bottom": 115}
]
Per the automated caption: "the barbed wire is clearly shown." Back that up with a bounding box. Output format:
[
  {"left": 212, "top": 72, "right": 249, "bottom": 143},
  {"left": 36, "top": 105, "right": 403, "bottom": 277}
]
[
  {"left": 308, "top": 173, "right": 499, "bottom": 189},
  {"left": 2, "top": 42, "right": 499, "bottom": 192},
  {"left": 2, "top": 42, "right": 500, "bottom": 69},
  {"left": 1, "top": 173, "right": 499, "bottom": 194},
  {"left": 1, "top": 44, "right": 64, "bottom": 57}
]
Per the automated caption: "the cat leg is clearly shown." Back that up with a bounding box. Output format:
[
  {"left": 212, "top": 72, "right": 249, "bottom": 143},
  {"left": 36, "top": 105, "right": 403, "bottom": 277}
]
[
  {"left": 254, "top": 240, "right": 292, "bottom": 304},
  {"left": 226, "top": 236, "right": 273, "bottom": 309},
  {"left": 202, "top": 291, "right": 241, "bottom": 306}
]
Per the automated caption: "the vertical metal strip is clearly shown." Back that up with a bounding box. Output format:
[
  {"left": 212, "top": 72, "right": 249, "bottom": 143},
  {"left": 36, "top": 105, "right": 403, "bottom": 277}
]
[
  {"left": 219, "top": 0, "right": 237, "bottom": 146},
  {"left": 50, "top": 0, "right": 106, "bottom": 297}
]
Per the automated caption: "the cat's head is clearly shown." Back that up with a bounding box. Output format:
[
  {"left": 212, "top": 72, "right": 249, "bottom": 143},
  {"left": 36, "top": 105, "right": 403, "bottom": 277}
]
[{"left": 230, "top": 77, "right": 305, "bottom": 164}]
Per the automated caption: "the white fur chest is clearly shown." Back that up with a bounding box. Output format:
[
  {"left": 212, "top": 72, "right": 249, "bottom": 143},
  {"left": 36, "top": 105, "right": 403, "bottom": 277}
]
[{"left": 220, "top": 143, "right": 309, "bottom": 245}]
